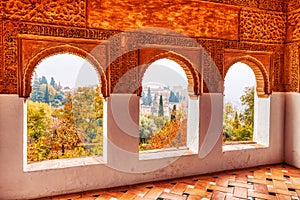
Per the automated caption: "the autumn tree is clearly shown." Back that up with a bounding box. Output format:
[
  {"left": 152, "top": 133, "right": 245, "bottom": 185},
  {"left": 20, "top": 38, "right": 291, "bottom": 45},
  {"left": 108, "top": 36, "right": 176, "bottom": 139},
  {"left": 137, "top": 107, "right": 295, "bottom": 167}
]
[
  {"left": 52, "top": 94, "right": 88, "bottom": 157},
  {"left": 71, "top": 86, "right": 104, "bottom": 155},
  {"left": 27, "top": 101, "right": 52, "bottom": 162},
  {"left": 149, "top": 119, "right": 181, "bottom": 149}
]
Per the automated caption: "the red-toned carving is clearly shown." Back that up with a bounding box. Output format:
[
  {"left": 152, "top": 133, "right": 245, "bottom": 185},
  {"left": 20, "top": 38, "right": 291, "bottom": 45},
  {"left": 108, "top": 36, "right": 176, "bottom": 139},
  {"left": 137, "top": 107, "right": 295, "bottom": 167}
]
[
  {"left": 1, "top": 20, "right": 19, "bottom": 94},
  {"left": 197, "top": 39, "right": 224, "bottom": 93},
  {"left": 287, "top": 10, "right": 300, "bottom": 43},
  {"left": 223, "top": 40, "right": 284, "bottom": 92},
  {"left": 258, "top": 0, "right": 286, "bottom": 12},
  {"left": 284, "top": 43, "right": 299, "bottom": 92},
  {"left": 19, "top": 23, "right": 120, "bottom": 40},
  {"left": 138, "top": 49, "right": 201, "bottom": 97},
  {"left": 224, "top": 49, "right": 272, "bottom": 98},
  {"left": 240, "top": 8, "right": 286, "bottom": 44},
  {"left": 20, "top": 43, "right": 108, "bottom": 98},
  {"left": 88, "top": 0, "right": 240, "bottom": 40},
  {"left": 288, "top": 0, "right": 300, "bottom": 12},
  {"left": 1, "top": 0, "right": 86, "bottom": 27},
  {"left": 0, "top": 20, "right": 3, "bottom": 84}
]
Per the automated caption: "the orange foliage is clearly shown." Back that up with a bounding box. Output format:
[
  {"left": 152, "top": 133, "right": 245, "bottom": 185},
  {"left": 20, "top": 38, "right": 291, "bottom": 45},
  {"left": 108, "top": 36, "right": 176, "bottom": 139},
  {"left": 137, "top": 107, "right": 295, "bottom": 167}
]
[{"left": 149, "top": 119, "right": 181, "bottom": 149}]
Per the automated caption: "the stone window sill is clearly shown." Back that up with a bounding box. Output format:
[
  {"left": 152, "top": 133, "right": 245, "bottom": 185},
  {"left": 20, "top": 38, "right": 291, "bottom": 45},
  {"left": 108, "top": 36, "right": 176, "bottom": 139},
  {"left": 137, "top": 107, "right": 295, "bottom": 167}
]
[
  {"left": 24, "top": 156, "right": 104, "bottom": 172},
  {"left": 139, "top": 147, "right": 196, "bottom": 160},
  {"left": 222, "top": 142, "right": 267, "bottom": 152}
]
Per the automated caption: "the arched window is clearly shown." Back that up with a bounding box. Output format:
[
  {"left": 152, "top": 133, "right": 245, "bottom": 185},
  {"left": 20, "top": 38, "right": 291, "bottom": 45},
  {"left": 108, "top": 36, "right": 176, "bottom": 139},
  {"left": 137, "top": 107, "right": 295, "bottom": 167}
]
[
  {"left": 139, "top": 58, "right": 199, "bottom": 154},
  {"left": 26, "top": 53, "right": 104, "bottom": 163},
  {"left": 223, "top": 62, "right": 270, "bottom": 148}
]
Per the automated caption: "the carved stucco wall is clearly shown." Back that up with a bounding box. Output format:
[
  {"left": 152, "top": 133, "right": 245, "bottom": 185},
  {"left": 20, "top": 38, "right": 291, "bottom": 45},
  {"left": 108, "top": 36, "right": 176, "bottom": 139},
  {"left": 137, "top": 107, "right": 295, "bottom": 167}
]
[
  {"left": 1, "top": 0, "right": 86, "bottom": 27},
  {"left": 0, "top": 0, "right": 296, "bottom": 96},
  {"left": 287, "top": 0, "right": 300, "bottom": 92}
]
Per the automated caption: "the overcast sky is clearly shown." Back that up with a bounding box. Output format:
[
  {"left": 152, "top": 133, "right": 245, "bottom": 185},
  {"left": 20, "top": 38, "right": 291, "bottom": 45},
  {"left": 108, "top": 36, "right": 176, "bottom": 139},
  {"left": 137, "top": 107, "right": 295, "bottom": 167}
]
[
  {"left": 142, "top": 58, "right": 188, "bottom": 88},
  {"left": 224, "top": 62, "right": 256, "bottom": 103},
  {"left": 34, "top": 54, "right": 255, "bottom": 103},
  {"left": 34, "top": 54, "right": 99, "bottom": 88}
]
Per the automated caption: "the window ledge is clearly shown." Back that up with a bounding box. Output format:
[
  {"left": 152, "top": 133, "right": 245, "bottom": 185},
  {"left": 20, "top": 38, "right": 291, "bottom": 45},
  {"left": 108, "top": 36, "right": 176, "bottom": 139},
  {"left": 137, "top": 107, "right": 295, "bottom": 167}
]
[
  {"left": 139, "top": 147, "right": 196, "bottom": 160},
  {"left": 222, "top": 142, "right": 267, "bottom": 152},
  {"left": 24, "top": 156, "right": 104, "bottom": 172}
]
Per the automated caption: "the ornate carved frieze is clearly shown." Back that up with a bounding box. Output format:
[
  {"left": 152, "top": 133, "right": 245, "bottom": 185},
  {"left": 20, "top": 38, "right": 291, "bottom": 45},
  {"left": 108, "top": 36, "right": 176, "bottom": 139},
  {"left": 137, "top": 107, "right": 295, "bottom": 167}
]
[
  {"left": 258, "top": 0, "right": 286, "bottom": 12},
  {"left": 135, "top": 33, "right": 199, "bottom": 48},
  {"left": 288, "top": 0, "right": 300, "bottom": 12},
  {"left": 240, "top": 8, "right": 286, "bottom": 44},
  {"left": 111, "top": 50, "right": 139, "bottom": 94},
  {"left": 1, "top": 0, "right": 86, "bottom": 27},
  {"left": 1, "top": 20, "right": 19, "bottom": 94},
  {"left": 196, "top": 39, "right": 224, "bottom": 93},
  {"left": 284, "top": 43, "right": 299, "bottom": 92},
  {"left": 0, "top": 20, "right": 3, "bottom": 84},
  {"left": 287, "top": 10, "right": 300, "bottom": 42},
  {"left": 202, "top": 0, "right": 286, "bottom": 12},
  {"left": 19, "top": 23, "right": 119, "bottom": 40}
]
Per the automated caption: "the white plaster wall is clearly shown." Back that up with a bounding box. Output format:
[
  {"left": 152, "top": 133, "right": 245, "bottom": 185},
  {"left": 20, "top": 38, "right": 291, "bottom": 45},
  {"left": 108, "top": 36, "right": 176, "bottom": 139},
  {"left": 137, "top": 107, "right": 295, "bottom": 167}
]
[
  {"left": 253, "top": 97, "right": 270, "bottom": 146},
  {"left": 0, "top": 93, "right": 285, "bottom": 199},
  {"left": 285, "top": 93, "right": 300, "bottom": 167}
]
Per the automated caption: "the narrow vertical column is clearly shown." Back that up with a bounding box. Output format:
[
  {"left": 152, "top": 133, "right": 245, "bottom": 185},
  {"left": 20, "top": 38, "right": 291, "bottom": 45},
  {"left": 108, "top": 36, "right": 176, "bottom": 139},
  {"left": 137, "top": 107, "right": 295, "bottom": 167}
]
[
  {"left": 253, "top": 96, "right": 270, "bottom": 146},
  {"left": 199, "top": 93, "right": 223, "bottom": 159},
  {"left": 105, "top": 94, "right": 140, "bottom": 172},
  {"left": 187, "top": 97, "right": 199, "bottom": 152}
]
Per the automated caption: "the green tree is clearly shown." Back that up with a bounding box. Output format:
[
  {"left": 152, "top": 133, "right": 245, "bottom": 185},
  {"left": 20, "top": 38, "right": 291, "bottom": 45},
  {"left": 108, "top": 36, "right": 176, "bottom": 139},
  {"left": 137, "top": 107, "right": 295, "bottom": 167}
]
[
  {"left": 139, "top": 115, "right": 157, "bottom": 143},
  {"left": 158, "top": 95, "right": 164, "bottom": 117},
  {"left": 44, "top": 84, "right": 50, "bottom": 104},
  {"left": 141, "top": 91, "right": 147, "bottom": 105},
  {"left": 142, "top": 87, "right": 152, "bottom": 106},
  {"left": 232, "top": 111, "right": 241, "bottom": 129},
  {"left": 50, "top": 77, "right": 56, "bottom": 89},
  {"left": 40, "top": 76, "right": 48, "bottom": 85},
  {"left": 223, "top": 102, "right": 235, "bottom": 123},
  {"left": 30, "top": 72, "right": 44, "bottom": 102},
  {"left": 169, "top": 91, "right": 179, "bottom": 103},
  {"left": 240, "top": 86, "right": 254, "bottom": 128}
]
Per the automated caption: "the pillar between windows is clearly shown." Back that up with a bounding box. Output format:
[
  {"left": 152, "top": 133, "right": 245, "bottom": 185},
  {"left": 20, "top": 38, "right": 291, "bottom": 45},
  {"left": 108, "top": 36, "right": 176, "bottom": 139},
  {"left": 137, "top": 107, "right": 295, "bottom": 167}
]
[
  {"left": 105, "top": 94, "right": 140, "bottom": 172},
  {"left": 199, "top": 93, "right": 223, "bottom": 159}
]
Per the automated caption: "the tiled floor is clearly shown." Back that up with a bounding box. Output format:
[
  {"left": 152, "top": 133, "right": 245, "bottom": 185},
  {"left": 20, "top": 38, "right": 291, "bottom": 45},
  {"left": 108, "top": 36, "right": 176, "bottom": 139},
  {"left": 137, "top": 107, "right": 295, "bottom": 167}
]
[{"left": 41, "top": 163, "right": 300, "bottom": 200}]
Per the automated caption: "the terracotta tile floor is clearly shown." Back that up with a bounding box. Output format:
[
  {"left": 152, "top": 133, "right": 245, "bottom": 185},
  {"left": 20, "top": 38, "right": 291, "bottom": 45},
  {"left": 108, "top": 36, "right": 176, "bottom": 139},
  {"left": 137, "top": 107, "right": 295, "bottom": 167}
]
[{"left": 41, "top": 164, "right": 300, "bottom": 200}]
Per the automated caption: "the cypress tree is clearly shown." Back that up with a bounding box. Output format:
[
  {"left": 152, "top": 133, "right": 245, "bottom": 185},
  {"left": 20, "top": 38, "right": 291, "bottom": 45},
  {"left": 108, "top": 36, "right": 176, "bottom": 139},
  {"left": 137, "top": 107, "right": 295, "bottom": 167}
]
[
  {"left": 146, "top": 87, "right": 152, "bottom": 106},
  {"left": 158, "top": 95, "right": 164, "bottom": 117},
  {"left": 44, "top": 84, "right": 50, "bottom": 104}
]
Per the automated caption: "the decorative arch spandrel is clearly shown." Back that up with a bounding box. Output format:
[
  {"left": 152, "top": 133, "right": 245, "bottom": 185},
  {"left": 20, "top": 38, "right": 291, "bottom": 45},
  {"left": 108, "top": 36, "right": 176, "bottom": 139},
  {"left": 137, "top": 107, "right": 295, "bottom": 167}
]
[
  {"left": 20, "top": 44, "right": 108, "bottom": 99},
  {"left": 224, "top": 54, "right": 271, "bottom": 98},
  {"left": 139, "top": 50, "right": 201, "bottom": 98}
]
